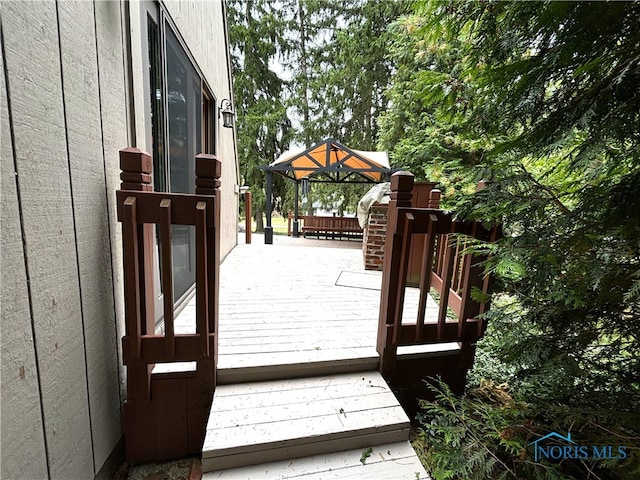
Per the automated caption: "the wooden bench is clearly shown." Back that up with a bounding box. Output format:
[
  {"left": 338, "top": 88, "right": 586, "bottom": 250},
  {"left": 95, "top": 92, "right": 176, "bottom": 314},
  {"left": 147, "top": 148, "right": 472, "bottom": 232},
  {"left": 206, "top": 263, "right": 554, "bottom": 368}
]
[{"left": 287, "top": 213, "right": 363, "bottom": 240}]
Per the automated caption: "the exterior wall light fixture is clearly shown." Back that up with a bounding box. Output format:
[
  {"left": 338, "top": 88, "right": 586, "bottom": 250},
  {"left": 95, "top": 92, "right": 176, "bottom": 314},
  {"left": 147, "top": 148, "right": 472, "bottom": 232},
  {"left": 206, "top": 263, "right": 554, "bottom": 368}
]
[{"left": 219, "top": 98, "right": 235, "bottom": 128}]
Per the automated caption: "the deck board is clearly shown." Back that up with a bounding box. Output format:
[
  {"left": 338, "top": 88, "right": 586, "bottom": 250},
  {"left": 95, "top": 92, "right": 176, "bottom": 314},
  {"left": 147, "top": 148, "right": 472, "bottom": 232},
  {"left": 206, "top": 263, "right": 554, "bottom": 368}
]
[
  {"left": 203, "top": 441, "right": 429, "bottom": 480},
  {"left": 202, "top": 372, "right": 414, "bottom": 472},
  {"left": 204, "top": 406, "right": 408, "bottom": 456},
  {"left": 210, "top": 373, "right": 391, "bottom": 412},
  {"left": 209, "top": 392, "right": 400, "bottom": 429}
]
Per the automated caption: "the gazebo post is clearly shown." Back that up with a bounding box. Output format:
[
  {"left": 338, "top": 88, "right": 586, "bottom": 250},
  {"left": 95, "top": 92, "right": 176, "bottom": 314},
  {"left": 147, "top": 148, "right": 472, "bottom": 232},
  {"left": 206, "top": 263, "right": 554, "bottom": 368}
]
[
  {"left": 265, "top": 169, "right": 274, "bottom": 244},
  {"left": 293, "top": 181, "right": 300, "bottom": 237}
]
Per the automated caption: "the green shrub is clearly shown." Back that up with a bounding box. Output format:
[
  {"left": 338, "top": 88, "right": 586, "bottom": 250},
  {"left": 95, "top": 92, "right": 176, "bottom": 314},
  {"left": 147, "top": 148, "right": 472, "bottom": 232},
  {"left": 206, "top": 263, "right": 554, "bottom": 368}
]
[{"left": 415, "top": 379, "right": 640, "bottom": 480}]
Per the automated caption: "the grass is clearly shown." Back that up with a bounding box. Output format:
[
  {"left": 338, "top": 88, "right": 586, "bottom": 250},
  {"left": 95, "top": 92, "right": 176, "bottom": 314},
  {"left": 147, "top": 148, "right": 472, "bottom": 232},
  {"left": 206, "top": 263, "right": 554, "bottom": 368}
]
[
  {"left": 239, "top": 214, "right": 290, "bottom": 235},
  {"left": 113, "top": 457, "right": 198, "bottom": 480}
]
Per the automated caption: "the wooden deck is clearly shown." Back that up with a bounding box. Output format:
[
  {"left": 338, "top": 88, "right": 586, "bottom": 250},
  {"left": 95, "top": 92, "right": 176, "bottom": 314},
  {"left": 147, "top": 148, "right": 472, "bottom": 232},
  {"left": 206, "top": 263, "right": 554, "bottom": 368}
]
[
  {"left": 173, "top": 234, "right": 374, "bottom": 382},
  {"left": 162, "top": 234, "right": 449, "bottom": 478},
  {"left": 168, "top": 233, "right": 459, "bottom": 383}
]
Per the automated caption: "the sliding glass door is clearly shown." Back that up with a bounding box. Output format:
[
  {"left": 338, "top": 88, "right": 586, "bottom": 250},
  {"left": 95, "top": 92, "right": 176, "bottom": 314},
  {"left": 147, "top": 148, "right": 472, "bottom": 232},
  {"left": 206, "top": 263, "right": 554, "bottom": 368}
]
[
  {"left": 165, "top": 26, "right": 200, "bottom": 301},
  {"left": 144, "top": 2, "right": 213, "bottom": 321}
]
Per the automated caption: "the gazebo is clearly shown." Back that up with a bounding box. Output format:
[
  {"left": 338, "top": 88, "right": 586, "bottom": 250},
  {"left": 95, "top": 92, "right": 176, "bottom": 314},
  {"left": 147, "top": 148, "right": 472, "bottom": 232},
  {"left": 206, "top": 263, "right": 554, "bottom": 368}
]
[{"left": 261, "top": 138, "right": 391, "bottom": 244}]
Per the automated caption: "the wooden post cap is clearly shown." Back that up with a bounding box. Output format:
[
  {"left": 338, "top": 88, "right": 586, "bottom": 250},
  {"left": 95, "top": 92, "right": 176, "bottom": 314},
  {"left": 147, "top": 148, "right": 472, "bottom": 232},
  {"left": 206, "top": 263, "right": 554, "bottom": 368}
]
[
  {"left": 120, "top": 147, "right": 152, "bottom": 174},
  {"left": 195, "top": 154, "right": 222, "bottom": 179},
  {"left": 390, "top": 171, "right": 414, "bottom": 192},
  {"left": 428, "top": 189, "right": 441, "bottom": 208},
  {"left": 195, "top": 154, "right": 221, "bottom": 195},
  {"left": 120, "top": 147, "right": 153, "bottom": 191}
]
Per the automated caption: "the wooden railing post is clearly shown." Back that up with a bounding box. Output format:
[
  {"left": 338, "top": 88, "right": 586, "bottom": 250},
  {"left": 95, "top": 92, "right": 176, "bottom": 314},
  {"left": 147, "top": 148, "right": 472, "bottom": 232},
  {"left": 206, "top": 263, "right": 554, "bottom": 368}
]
[
  {"left": 195, "top": 153, "right": 221, "bottom": 368},
  {"left": 119, "top": 148, "right": 156, "bottom": 461},
  {"left": 377, "top": 171, "right": 414, "bottom": 376},
  {"left": 119, "top": 147, "right": 155, "bottom": 401},
  {"left": 245, "top": 191, "right": 252, "bottom": 244},
  {"left": 120, "top": 148, "right": 155, "bottom": 330},
  {"left": 428, "top": 189, "right": 441, "bottom": 209}
]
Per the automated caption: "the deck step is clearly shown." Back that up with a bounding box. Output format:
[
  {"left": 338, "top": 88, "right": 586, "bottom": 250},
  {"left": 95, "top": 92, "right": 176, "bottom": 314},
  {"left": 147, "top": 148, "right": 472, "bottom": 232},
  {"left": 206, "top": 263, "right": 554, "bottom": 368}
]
[
  {"left": 217, "top": 348, "right": 379, "bottom": 384},
  {"left": 202, "top": 371, "right": 411, "bottom": 472},
  {"left": 202, "top": 441, "right": 430, "bottom": 479}
]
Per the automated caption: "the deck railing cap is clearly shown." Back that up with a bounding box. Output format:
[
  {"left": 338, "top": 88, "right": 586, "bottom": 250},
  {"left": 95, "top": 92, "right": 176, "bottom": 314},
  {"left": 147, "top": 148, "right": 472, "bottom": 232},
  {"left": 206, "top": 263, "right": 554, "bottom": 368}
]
[
  {"left": 390, "top": 171, "right": 414, "bottom": 192},
  {"left": 120, "top": 147, "right": 152, "bottom": 174},
  {"left": 195, "top": 153, "right": 222, "bottom": 179}
]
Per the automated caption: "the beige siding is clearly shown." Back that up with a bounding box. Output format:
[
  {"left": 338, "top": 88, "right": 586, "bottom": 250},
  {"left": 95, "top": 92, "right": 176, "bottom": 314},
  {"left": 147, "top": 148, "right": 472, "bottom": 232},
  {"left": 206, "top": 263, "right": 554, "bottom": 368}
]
[
  {"left": 94, "top": 0, "right": 129, "bottom": 409},
  {"left": 1, "top": 49, "right": 49, "bottom": 480},
  {"left": 1, "top": 1, "right": 94, "bottom": 478},
  {"left": 57, "top": 1, "right": 123, "bottom": 472},
  {"left": 126, "top": 1, "right": 148, "bottom": 157}
]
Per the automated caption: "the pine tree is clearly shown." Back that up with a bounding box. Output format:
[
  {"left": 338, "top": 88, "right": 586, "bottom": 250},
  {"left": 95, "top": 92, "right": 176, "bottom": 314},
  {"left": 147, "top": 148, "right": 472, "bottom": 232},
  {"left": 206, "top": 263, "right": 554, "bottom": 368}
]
[
  {"left": 286, "top": 0, "right": 411, "bottom": 213},
  {"left": 228, "top": 0, "right": 293, "bottom": 231}
]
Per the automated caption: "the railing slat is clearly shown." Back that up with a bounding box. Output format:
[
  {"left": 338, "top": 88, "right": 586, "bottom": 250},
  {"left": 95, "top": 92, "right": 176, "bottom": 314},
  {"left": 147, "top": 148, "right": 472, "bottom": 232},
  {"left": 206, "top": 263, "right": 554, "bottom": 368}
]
[
  {"left": 458, "top": 223, "right": 481, "bottom": 339},
  {"left": 436, "top": 234, "right": 456, "bottom": 342},
  {"left": 436, "top": 234, "right": 446, "bottom": 277},
  {"left": 452, "top": 239, "right": 462, "bottom": 293},
  {"left": 392, "top": 212, "right": 415, "bottom": 345},
  {"left": 415, "top": 213, "right": 438, "bottom": 341},
  {"left": 159, "top": 198, "right": 175, "bottom": 359},
  {"left": 122, "top": 196, "right": 142, "bottom": 360},
  {"left": 195, "top": 201, "right": 209, "bottom": 358}
]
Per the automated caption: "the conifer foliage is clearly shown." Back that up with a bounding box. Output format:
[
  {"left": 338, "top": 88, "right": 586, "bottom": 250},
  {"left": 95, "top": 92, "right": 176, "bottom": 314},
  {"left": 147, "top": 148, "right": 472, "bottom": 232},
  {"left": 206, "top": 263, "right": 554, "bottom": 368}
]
[
  {"left": 227, "top": 0, "right": 409, "bottom": 217},
  {"left": 381, "top": 2, "right": 640, "bottom": 478}
]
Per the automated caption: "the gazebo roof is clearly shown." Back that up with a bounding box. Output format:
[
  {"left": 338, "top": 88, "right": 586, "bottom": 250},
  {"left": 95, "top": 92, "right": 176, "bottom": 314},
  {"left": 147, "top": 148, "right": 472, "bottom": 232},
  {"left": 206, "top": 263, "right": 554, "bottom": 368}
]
[{"left": 266, "top": 138, "right": 390, "bottom": 183}]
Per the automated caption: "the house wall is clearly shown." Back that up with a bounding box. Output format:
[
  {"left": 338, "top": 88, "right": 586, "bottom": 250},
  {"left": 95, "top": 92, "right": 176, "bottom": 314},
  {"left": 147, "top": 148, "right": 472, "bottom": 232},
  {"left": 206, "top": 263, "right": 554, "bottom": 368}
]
[
  {"left": 1, "top": 47, "right": 49, "bottom": 480},
  {"left": 1, "top": 1, "right": 238, "bottom": 478}
]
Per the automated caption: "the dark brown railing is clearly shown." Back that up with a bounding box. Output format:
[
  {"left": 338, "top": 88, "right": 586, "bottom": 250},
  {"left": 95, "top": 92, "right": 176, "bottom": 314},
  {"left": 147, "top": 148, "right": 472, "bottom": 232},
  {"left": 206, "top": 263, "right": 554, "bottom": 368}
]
[
  {"left": 117, "top": 148, "right": 221, "bottom": 461},
  {"left": 287, "top": 212, "right": 362, "bottom": 238},
  {"left": 377, "top": 171, "right": 500, "bottom": 376}
]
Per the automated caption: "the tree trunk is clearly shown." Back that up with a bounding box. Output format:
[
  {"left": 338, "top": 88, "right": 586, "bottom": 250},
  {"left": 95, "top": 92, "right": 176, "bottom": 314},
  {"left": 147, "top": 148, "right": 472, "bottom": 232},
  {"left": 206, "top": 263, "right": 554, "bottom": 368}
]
[
  {"left": 298, "top": 0, "right": 311, "bottom": 148},
  {"left": 254, "top": 203, "right": 264, "bottom": 233}
]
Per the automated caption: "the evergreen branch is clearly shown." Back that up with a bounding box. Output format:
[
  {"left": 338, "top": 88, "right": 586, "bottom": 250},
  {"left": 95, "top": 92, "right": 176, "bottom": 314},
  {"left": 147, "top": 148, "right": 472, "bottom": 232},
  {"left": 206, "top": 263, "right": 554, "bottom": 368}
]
[
  {"left": 590, "top": 422, "right": 640, "bottom": 441},
  {"left": 447, "top": 392, "right": 519, "bottom": 478},
  {"left": 576, "top": 457, "right": 605, "bottom": 480},
  {"left": 516, "top": 164, "right": 571, "bottom": 214}
]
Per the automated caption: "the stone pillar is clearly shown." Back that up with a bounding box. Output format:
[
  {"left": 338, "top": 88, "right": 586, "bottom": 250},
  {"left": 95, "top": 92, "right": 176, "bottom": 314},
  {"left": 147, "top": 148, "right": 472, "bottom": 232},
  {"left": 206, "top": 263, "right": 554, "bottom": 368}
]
[{"left": 363, "top": 204, "right": 388, "bottom": 270}]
